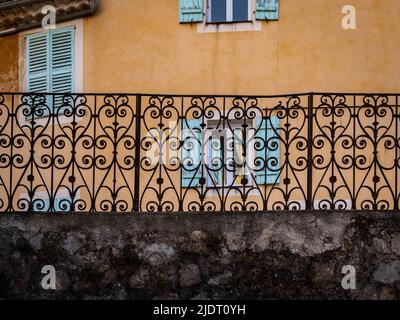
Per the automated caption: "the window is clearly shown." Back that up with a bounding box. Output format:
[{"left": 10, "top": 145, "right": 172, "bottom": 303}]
[
  {"left": 179, "top": 0, "right": 280, "bottom": 27},
  {"left": 26, "top": 26, "right": 75, "bottom": 115},
  {"left": 208, "top": 0, "right": 251, "bottom": 23},
  {"left": 206, "top": 122, "right": 253, "bottom": 187},
  {"left": 181, "top": 117, "right": 280, "bottom": 188}
]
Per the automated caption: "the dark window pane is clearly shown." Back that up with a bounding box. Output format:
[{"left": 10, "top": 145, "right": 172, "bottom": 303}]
[
  {"left": 233, "top": 0, "right": 249, "bottom": 22},
  {"left": 210, "top": 0, "right": 227, "bottom": 22}
]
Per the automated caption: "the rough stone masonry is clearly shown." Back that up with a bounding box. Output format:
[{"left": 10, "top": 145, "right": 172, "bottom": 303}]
[{"left": 0, "top": 211, "right": 399, "bottom": 300}]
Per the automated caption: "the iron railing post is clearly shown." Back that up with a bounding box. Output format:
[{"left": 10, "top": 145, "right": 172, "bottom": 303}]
[
  {"left": 134, "top": 94, "right": 142, "bottom": 212},
  {"left": 395, "top": 95, "right": 399, "bottom": 211},
  {"left": 306, "top": 93, "right": 314, "bottom": 210},
  {"left": 9, "top": 93, "right": 14, "bottom": 212}
]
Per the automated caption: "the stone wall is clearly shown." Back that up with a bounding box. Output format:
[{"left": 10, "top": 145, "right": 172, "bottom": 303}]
[{"left": 0, "top": 211, "right": 400, "bottom": 300}]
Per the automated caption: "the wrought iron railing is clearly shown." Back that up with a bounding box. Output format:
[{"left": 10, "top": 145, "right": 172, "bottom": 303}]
[{"left": 0, "top": 92, "right": 399, "bottom": 212}]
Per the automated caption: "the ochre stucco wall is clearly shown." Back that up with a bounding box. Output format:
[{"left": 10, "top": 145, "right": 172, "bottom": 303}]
[
  {"left": 0, "top": 0, "right": 398, "bottom": 95},
  {"left": 0, "top": 34, "right": 18, "bottom": 92},
  {"left": 82, "top": 0, "right": 400, "bottom": 95}
]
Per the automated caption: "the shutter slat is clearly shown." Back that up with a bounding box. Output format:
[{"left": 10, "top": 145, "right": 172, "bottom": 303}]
[
  {"left": 256, "top": 0, "right": 279, "bottom": 21},
  {"left": 255, "top": 116, "right": 280, "bottom": 185},
  {"left": 182, "top": 119, "right": 203, "bottom": 187},
  {"left": 50, "top": 27, "right": 75, "bottom": 111},
  {"left": 209, "top": 131, "right": 223, "bottom": 186},
  {"left": 26, "top": 32, "right": 49, "bottom": 92},
  {"left": 179, "top": 0, "right": 203, "bottom": 23},
  {"left": 51, "top": 28, "right": 74, "bottom": 84}
]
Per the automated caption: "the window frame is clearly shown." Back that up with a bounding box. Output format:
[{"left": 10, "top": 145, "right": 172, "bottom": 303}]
[{"left": 207, "top": 0, "right": 253, "bottom": 24}]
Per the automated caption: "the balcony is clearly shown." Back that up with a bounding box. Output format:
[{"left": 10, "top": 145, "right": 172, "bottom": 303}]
[{"left": 0, "top": 92, "right": 399, "bottom": 213}]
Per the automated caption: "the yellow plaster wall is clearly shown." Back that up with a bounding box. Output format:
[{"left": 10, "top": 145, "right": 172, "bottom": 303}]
[
  {"left": 82, "top": 0, "right": 400, "bottom": 95},
  {"left": 0, "top": 34, "right": 18, "bottom": 92}
]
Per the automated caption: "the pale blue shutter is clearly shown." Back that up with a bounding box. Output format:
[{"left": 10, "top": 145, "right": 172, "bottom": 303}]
[
  {"left": 27, "top": 33, "right": 50, "bottom": 92},
  {"left": 255, "top": 116, "right": 280, "bottom": 184},
  {"left": 256, "top": 0, "right": 279, "bottom": 21},
  {"left": 182, "top": 119, "right": 203, "bottom": 187},
  {"left": 26, "top": 27, "right": 75, "bottom": 114},
  {"left": 179, "top": 0, "right": 204, "bottom": 23},
  {"left": 50, "top": 27, "right": 75, "bottom": 111},
  {"left": 209, "top": 132, "right": 223, "bottom": 185},
  {"left": 26, "top": 32, "right": 50, "bottom": 116}
]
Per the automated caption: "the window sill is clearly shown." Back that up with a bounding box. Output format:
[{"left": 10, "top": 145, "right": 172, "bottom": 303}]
[
  {"left": 21, "top": 108, "right": 81, "bottom": 126},
  {"left": 24, "top": 107, "right": 72, "bottom": 120},
  {"left": 197, "top": 20, "right": 262, "bottom": 33},
  {"left": 206, "top": 19, "right": 252, "bottom": 25},
  {"left": 183, "top": 182, "right": 279, "bottom": 190}
]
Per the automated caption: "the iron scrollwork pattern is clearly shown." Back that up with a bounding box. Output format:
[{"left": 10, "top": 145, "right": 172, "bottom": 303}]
[{"left": 0, "top": 93, "right": 399, "bottom": 212}]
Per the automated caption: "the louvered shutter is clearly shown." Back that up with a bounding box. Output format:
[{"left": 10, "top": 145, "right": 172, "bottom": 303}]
[
  {"left": 256, "top": 0, "right": 279, "bottom": 21},
  {"left": 179, "top": 0, "right": 204, "bottom": 23},
  {"left": 182, "top": 119, "right": 203, "bottom": 187},
  {"left": 255, "top": 116, "right": 280, "bottom": 184},
  {"left": 26, "top": 27, "right": 75, "bottom": 115},
  {"left": 50, "top": 27, "right": 75, "bottom": 112},
  {"left": 26, "top": 32, "right": 50, "bottom": 116},
  {"left": 27, "top": 33, "right": 49, "bottom": 92},
  {"left": 208, "top": 131, "right": 223, "bottom": 186}
]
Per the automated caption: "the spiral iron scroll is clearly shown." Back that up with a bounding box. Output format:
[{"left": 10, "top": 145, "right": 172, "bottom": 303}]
[{"left": 0, "top": 93, "right": 398, "bottom": 212}]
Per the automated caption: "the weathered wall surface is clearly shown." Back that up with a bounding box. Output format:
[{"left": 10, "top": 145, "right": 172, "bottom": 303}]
[
  {"left": 0, "top": 212, "right": 400, "bottom": 300},
  {"left": 1, "top": 0, "right": 400, "bottom": 95},
  {"left": 0, "top": 34, "right": 18, "bottom": 92},
  {"left": 83, "top": 0, "right": 400, "bottom": 94}
]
